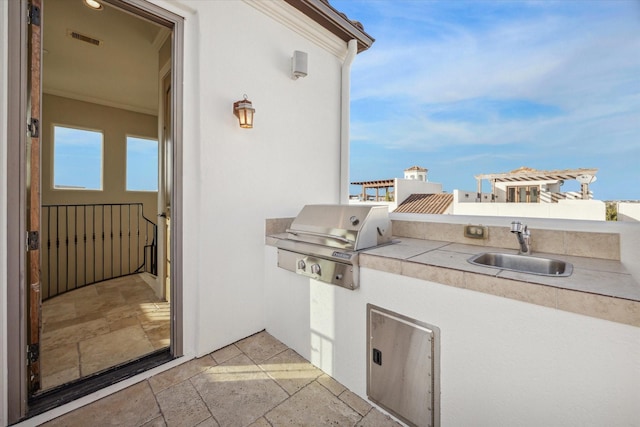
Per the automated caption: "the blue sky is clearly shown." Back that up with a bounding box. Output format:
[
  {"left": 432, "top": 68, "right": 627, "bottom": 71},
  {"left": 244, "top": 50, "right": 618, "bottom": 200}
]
[{"left": 333, "top": 0, "right": 640, "bottom": 200}]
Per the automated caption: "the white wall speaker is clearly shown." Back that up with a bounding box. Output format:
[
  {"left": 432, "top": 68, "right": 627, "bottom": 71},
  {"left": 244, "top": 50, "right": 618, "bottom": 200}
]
[{"left": 292, "top": 50, "right": 308, "bottom": 79}]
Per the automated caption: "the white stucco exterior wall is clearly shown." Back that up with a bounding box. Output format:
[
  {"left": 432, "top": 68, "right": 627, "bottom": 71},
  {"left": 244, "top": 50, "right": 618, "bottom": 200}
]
[
  {"left": 395, "top": 179, "right": 443, "bottom": 205},
  {"left": 452, "top": 190, "right": 606, "bottom": 220},
  {"left": 619, "top": 202, "right": 640, "bottom": 222},
  {"left": 184, "top": 0, "right": 345, "bottom": 355},
  {"left": 264, "top": 247, "right": 640, "bottom": 427}
]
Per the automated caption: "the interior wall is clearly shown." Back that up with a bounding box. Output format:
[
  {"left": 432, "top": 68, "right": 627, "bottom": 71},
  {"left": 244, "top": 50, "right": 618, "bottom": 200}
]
[
  {"left": 159, "top": 36, "right": 171, "bottom": 70},
  {"left": 39, "top": 95, "right": 160, "bottom": 297},
  {"left": 41, "top": 94, "right": 158, "bottom": 218}
]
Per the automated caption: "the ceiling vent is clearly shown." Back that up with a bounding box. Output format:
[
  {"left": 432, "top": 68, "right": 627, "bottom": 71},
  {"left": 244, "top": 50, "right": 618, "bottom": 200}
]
[{"left": 67, "top": 29, "right": 102, "bottom": 47}]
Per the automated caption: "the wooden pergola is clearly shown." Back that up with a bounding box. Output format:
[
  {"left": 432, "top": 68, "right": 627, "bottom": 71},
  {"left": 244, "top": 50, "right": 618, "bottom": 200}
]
[
  {"left": 475, "top": 167, "right": 598, "bottom": 201},
  {"left": 351, "top": 179, "right": 395, "bottom": 201}
]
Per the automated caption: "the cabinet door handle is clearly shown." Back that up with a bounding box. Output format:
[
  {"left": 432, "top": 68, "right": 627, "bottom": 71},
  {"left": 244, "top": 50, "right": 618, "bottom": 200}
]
[{"left": 372, "top": 348, "right": 382, "bottom": 365}]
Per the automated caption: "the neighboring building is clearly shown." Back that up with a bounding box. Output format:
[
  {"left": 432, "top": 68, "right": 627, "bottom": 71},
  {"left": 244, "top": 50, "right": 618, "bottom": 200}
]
[
  {"left": 350, "top": 178, "right": 395, "bottom": 202},
  {"left": 404, "top": 165, "right": 428, "bottom": 181},
  {"left": 449, "top": 166, "right": 605, "bottom": 220},
  {"left": 473, "top": 166, "right": 598, "bottom": 203},
  {"left": 359, "top": 165, "right": 606, "bottom": 220},
  {"left": 350, "top": 166, "right": 444, "bottom": 210}
]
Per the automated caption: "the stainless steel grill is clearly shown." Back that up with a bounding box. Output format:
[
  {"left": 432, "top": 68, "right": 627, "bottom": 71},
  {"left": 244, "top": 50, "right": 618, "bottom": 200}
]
[{"left": 276, "top": 204, "right": 393, "bottom": 290}]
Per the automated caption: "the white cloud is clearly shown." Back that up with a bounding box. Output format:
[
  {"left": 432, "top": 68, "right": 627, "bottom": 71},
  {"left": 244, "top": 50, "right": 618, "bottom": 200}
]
[
  {"left": 339, "top": 0, "right": 640, "bottom": 198},
  {"left": 352, "top": 2, "right": 640, "bottom": 109}
]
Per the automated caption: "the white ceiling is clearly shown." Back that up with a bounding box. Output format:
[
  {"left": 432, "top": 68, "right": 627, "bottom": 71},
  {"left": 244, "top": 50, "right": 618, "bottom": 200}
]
[{"left": 43, "top": 0, "right": 169, "bottom": 115}]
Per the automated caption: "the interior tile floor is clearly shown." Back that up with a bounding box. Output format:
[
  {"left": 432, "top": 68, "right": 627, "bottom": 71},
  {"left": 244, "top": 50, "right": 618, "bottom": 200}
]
[
  {"left": 41, "top": 273, "right": 170, "bottom": 390},
  {"left": 42, "top": 331, "right": 402, "bottom": 427}
]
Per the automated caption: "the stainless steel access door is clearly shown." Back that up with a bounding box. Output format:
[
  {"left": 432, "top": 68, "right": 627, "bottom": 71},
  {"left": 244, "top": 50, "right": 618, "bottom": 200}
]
[{"left": 367, "top": 304, "right": 440, "bottom": 427}]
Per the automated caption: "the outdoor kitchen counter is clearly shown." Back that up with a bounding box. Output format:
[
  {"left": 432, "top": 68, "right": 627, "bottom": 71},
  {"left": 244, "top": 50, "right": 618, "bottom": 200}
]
[
  {"left": 267, "top": 232, "right": 640, "bottom": 327},
  {"left": 358, "top": 237, "right": 640, "bottom": 328}
]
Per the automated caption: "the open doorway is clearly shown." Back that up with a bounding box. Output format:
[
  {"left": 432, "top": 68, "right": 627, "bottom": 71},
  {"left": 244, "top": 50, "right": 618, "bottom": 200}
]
[{"left": 6, "top": 0, "right": 183, "bottom": 421}]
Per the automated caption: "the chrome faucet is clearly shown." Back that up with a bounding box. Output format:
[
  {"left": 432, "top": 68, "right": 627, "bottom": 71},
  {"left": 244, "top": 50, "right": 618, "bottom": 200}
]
[{"left": 510, "top": 221, "right": 531, "bottom": 255}]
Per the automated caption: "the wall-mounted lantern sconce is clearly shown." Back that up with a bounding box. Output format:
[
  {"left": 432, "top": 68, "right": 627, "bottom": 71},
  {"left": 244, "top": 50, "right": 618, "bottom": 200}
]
[
  {"left": 291, "top": 50, "right": 308, "bottom": 79},
  {"left": 233, "top": 95, "right": 255, "bottom": 129}
]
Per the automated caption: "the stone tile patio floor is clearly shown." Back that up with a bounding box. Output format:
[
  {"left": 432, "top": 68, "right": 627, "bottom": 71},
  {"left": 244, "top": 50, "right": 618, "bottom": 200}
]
[
  {"left": 43, "top": 331, "right": 402, "bottom": 427},
  {"left": 41, "top": 274, "right": 170, "bottom": 390}
]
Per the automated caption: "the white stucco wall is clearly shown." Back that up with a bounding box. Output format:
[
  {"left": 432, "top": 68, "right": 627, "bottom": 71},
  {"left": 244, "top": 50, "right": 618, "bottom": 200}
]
[
  {"left": 395, "top": 179, "right": 443, "bottom": 205},
  {"left": 456, "top": 189, "right": 494, "bottom": 203},
  {"left": 264, "top": 247, "right": 640, "bottom": 427},
  {"left": 185, "top": 0, "right": 345, "bottom": 356},
  {"left": 453, "top": 192, "right": 606, "bottom": 221},
  {"left": 618, "top": 202, "right": 640, "bottom": 222}
]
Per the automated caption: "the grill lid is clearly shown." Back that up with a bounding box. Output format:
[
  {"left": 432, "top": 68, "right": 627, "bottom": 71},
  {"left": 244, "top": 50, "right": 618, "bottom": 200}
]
[{"left": 283, "top": 204, "right": 392, "bottom": 251}]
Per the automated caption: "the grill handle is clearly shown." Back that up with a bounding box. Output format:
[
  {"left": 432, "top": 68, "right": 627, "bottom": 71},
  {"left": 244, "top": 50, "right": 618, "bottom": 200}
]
[{"left": 286, "top": 229, "right": 352, "bottom": 244}]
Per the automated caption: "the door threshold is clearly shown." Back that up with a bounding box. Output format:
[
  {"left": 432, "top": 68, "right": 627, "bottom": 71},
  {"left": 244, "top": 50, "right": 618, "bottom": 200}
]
[{"left": 25, "top": 349, "right": 174, "bottom": 420}]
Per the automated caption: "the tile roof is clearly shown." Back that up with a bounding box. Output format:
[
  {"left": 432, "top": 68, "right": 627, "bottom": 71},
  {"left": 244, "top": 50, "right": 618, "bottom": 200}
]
[{"left": 394, "top": 193, "right": 453, "bottom": 215}]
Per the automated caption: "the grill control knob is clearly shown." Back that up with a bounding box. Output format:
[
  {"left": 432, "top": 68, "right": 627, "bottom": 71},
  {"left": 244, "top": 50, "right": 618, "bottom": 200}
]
[
  {"left": 310, "top": 264, "right": 321, "bottom": 275},
  {"left": 297, "top": 260, "right": 306, "bottom": 271}
]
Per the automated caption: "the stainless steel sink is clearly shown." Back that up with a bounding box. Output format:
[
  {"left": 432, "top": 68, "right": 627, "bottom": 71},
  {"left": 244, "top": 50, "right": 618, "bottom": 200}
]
[{"left": 468, "top": 252, "right": 573, "bottom": 277}]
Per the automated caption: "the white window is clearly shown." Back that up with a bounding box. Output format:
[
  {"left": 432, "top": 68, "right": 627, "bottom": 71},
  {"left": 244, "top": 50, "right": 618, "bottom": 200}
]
[
  {"left": 126, "top": 136, "right": 158, "bottom": 192},
  {"left": 53, "top": 125, "right": 103, "bottom": 190}
]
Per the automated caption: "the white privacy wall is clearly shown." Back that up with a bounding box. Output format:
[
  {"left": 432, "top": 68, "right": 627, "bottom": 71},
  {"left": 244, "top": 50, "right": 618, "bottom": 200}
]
[
  {"left": 178, "top": 0, "right": 345, "bottom": 355},
  {"left": 395, "top": 179, "right": 444, "bottom": 204},
  {"left": 619, "top": 202, "right": 640, "bottom": 221},
  {"left": 264, "top": 247, "right": 640, "bottom": 427},
  {"left": 452, "top": 193, "right": 606, "bottom": 220}
]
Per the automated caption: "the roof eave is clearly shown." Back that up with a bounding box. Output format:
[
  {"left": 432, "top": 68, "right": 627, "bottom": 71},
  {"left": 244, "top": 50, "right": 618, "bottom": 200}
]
[{"left": 283, "top": 0, "right": 375, "bottom": 53}]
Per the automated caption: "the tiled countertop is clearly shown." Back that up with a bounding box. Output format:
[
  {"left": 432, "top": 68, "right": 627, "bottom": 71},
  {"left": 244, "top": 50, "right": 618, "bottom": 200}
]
[
  {"left": 267, "top": 232, "right": 640, "bottom": 328},
  {"left": 359, "top": 237, "right": 640, "bottom": 327}
]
